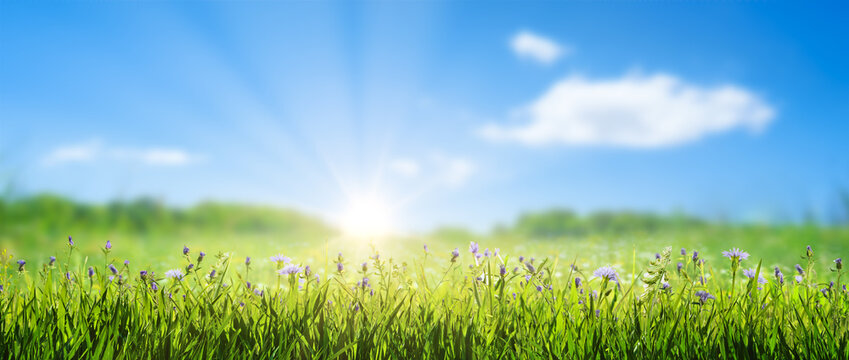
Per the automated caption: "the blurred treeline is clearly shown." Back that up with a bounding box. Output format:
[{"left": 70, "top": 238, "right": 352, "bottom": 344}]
[{"left": 0, "top": 193, "right": 336, "bottom": 241}]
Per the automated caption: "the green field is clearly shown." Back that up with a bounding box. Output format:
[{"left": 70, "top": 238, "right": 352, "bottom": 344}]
[{"left": 1, "top": 195, "right": 849, "bottom": 358}]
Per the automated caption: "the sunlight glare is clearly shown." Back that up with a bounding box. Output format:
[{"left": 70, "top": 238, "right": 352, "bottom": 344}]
[{"left": 339, "top": 193, "right": 395, "bottom": 239}]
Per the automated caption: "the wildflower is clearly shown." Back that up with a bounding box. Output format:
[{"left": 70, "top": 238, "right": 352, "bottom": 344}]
[
  {"left": 677, "top": 262, "right": 683, "bottom": 273},
  {"left": 140, "top": 270, "right": 148, "bottom": 278},
  {"left": 253, "top": 288, "right": 263, "bottom": 297},
  {"left": 821, "top": 288, "right": 828, "bottom": 296},
  {"left": 304, "top": 265, "right": 311, "bottom": 277},
  {"left": 361, "top": 262, "right": 368, "bottom": 272},
  {"left": 16, "top": 260, "right": 25, "bottom": 272},
  {"left": 246, "top": 281, "right": 251, "bottom": 289},
  {"left": 277, "top": 264, "right": 302, "bottom": 276},
  {"left": 794, "top": 275, "right": 803, "bottom": 283},
  {"left": 575, "top": 277, "right": 582, "bottom": 287},
  {"left": 370, "top": 288, "right": 374, "bottom": 296},
  {"left": 239, "top": 302, "right": 245, "bottom": 307},
  {"left": 315, "top": 274, "right": 320, "bottom": 283},
  {"left": 65, "top": 272, "right": 72, "bottom": 281},
  {"left": 795, "top": 264, "right": 804, "bottom": 275},
  {"left": 151, "top": 282, "right": 159, "bottom": 291},
  {"left": 197, "top": 252, "right": 206, "bottom": 263},
  {"left": 108, "top": 276, "right": 114, "bottom": 282},
  {"left": 165, "top": 269, "right": 184, "bottom": 280},
  {"left": 661, "top": 281, "right": 670, "bottom": 290},
  {"left": 513, "top": 267, "right": 519, "bottom": 274},
  {"left": 353, "top": 303, "right": 360, "bottom": 312},
  {"left": 270, "top": 254, "right": 291, "bottom": 266},
  {"left": 469, "top": 242, "right": 479, "bottom": 254},
  {"left": 681, "top": 248, "right": 686, "bottom": 256},
  {"left": 124, "top": 260, "right": 129, "bottom": 265},
  {"left": 484, "top": 248, "right": 491, "bottom": 257},
  {"left": 105, "top": 240, "right": 112, "bottom": 250},
  {"left": 186, "top": 263, "right": 194, "bottom": 271},
  {"left": 209, "top": 269, "right": 216, "bottom": 279},
  {"left": 494, "top": 248, "right": 500, "bottom": 257},
  {"left": 499, "top": 264, "right": 507, "bottom": 276},
  {"left": 593, "top": 266, "right": 619, "bottom": 283},
  {"left": 835, "top": 258, "right": 843, "bottom": 270},
  {"left": 525, "top": 262, "right": 536, "bottom": 273},
  {"left": 88, "top": 267, "right": 94, "bottom": 277},
  {"left": 68, "top": 236, "right": 74, "bottom": 246},
  {"left": 536, "top": 285, "right": 543, "bottom": 292},
  {"left": 108, "top": 264, "right": 118, "bottom": 274},
  {"left": 475, "top": 253, "right": 483, "bottom": 259},
  {"left": 337, "top": 262, "right": 344, "bottom": 273},
  {"left": 692, "top": 251, "right": 699, "bottom": 262},
  {"left": 49, "top": 256, "right": 56, "bottom": 266},
  {"left": 450, "top": 248, "right": 460, "bottom": 262},
  {"left": 245, "top": 257, "right": 251, "bottom": 266},
  {"left": 806, "top": 245, "right": 813, "bottom": 257},
  {"left": 423, "top": 244, "right": 428, "bottom": 253},
  {"left": 570, "top": 263, "right": 578, "bottom": 271},
  {"left": 182, "top": 246, "right": 189, "bottom": 256},
  {"left": 655, "top": 253, "right": 661, "bottom": 260},
  {"left": 742, "top": 268, "right": 767, "bottom": 285},
  {"left": 722, "top": 248, "right": 749, "bottom": 261},
  {"left": 694, "top": 290, "right": 715, "bottom": 304},
  {"left": 524, "top": 275, "right": 532, "bottom": 282},
  {"left": 519, "top": 256, "right": 525, "bottom": 263},
  {"left": 774, "top": 267, "right": 784, "bottom": 285}
]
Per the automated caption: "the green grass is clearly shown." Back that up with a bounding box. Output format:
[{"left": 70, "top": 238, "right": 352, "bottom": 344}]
[{"left": 1, "top": 238, "right": 847, "bottom": 359}]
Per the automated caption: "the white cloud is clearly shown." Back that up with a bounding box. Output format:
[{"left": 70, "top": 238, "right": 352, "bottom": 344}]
[
  {"left": 510, "top": 30, "right": 567, "bottom": 65},
  {"left": 42, "top": 140, "right": 102, "bottom": 165},
  {"left": 43, "top": 140, "right": 201, "bottom": 167},
  {"left": 434, "top": 156, "right": 474, "bottom": 188},
  {"left": 389, "top": 158, "right": 421, "bottom": 178},
  {"left": 481, "top": 72, "right": 775, "bottom": 148}
]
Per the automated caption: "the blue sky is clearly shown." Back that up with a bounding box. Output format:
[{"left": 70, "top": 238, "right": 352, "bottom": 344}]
[{"left": 2, "top": 1, "right": 848, "bottom": 231}]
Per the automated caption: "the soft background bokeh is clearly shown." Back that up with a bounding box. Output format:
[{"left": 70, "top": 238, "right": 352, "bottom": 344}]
[{"left": 1, "top": 1, "right": 848, "bottom": 282}]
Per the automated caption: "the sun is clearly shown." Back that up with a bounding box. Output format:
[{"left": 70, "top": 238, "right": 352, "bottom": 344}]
[{"left": 338, "top": 193, "right": 395, "bottom": 239}]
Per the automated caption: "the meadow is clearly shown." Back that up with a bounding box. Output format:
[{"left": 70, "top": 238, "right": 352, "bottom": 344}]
[{"left": 1, "top": 195, "right": 848, "bottom": 359}]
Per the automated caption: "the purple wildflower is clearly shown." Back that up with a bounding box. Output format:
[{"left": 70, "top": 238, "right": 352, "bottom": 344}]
[
  {"left": 209, "top": 269, "right": 216, "bottom": 278},
  {"left": 304, "top": 265, "right": 311, "bottom": 277},
  {"left": 795, "top": 275, "right": 803, "bottom": 283},
  {"left": 450, "top": 248, "right": 460, "bottom": 262},
  {"left": 270, "top": 254, "right": 291, "bottom": 265},
  {"left": 105, "top": 240, "right": 112, "bottom": 250},
  {"left": 124, "top": 260, "right": 129, "bottom": 265},
  {"left": 361, "top": 262, "right": 368, "bottom": 272},
  {"left": 484, "top": 248, "right": 491, "bottom": 257},
  {"left": 692, "top": 251, "right": 699, "bottom": 262},
  {"left": 475, "top": 253, "right": 483, "bottom": 259},
  {"left": 65, "top": 272, "right": 71, "bottom": 281},
  {"left": 165, "top": 269, "right": 184, "bottom": 280},
  {"left": 806, "top": 245, "right": 813, "bottom": 257},
  {"left": 499, "top": 264, "right": 507, "bottom": 276},
  {"left": 536, "top": 285, "right": 543, "bottom": 292},
  {"left": 423, "top": 244, "right": 429, "bottom": 253},
  {"left": 681, "top": 248, "right": 686, "bottom": 256},
  {"left": 575, "top": 277, "right": 582, "bottom": 287},
  {"left": 49, "top": 256, "right": 56, "bottom": 266},
  {"left": 722, "top": 248, "right": 749, "bottom": 261},
  {"left": 469, "top": 242, "right": 479, "bottom": 254},
  {"left": 16, "top": 260, "right": 25, "bottom": 272},
  {"left": 661, "top": 281, "right": 670, "bottom": 290},
  {"left": 795, "top": 264, "right": 804, "bottom": 275},
  {"left": 593, "top": 266, "right": 619, "bottom": 283},
  {"left": 277, "top": 264, "right": 302, "bottom": 276},
  {"left": 821, "top": 288, "right": 828, "bottom": 296},
  {"left": 151, "top": 282, "right": 159, "bottom": 291},
  {"left": 140, "top": 270, "right": 148, "bottom": 278},
  {"left": 655, "top": 253, "right": 661, "bottom": 260},
  {"left": 108, "top": 276, "right": 115, "bottom": 282},
  {"left": 68, "top": 236, "right": 74, "bottom": 246},
  {"left": 186, "top": 263, "right": 194, "bottom": 271},
  {"left": 742, "top": 268, "right": 767, "bottom": 285},
  {"left": 677, "top": 262, "right": 683, "bottom": 273},
  {"left": 108, "top": 264, "right": 118, "bottom": 274},
  {"left": 519, "top": 256, "right": 525, "bottom": 263},
  {"left": 88, "top": 266, "right": 94, "bottom": 277},
  {"left": 694, "top": 290, "right": 715, "bottom": 304},
  {"left": 337, "top": 262, "right": 344, "bottom": 272},
  {"left": 246, "top": 281, "right": 251, "bottom": 289},
  {"left": 494, "top": 248, "right": 500, "bottom": 257},
  {"left": 197, "top": 252, "right": 206, "bottom": 263},
  {"left": 182, "top": 245, "right": 189, "bottom": 256},
  {"left": 835, "top": 258, "right": 843, "bottom": 270},
  {"left": 245, "top": 257, "right": 251, "bottom": 265},
  {"left": 525, "top": 262, "right": 536, "bottom": 273}
]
